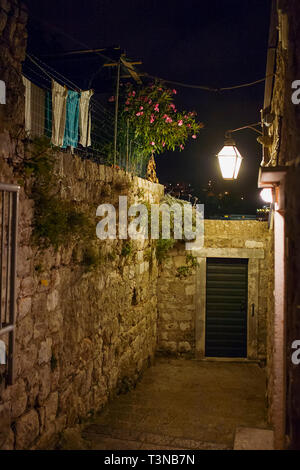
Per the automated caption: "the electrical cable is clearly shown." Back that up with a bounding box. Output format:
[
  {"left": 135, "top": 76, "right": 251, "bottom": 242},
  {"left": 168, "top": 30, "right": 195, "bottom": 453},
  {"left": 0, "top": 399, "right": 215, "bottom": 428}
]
[
  {"left": 28, "top": 14, "right": 273, "bottom": 94},
  {"left": 145, "top": 74, "right": 274, "bottom": 92}
]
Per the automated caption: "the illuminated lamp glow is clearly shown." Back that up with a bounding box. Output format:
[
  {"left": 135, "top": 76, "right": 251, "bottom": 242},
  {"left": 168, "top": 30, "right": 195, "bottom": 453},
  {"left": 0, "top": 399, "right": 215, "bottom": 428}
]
[
  {"left": 260, "top": 188, "right": 273, "bottom": 204},
  {"left": 217, "top": 140, "right": 243, "bottom": 180}
]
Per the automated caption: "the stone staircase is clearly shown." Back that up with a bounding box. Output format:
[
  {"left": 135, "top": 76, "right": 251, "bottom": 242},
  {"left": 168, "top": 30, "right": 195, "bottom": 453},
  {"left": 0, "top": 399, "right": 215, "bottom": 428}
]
[{"left": 81, "top": 423, "right": 231, "bottom": 450}]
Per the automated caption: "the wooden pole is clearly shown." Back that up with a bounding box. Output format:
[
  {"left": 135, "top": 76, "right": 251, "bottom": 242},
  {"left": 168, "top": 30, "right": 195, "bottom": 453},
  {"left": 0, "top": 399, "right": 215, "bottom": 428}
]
[{"left": 113, "top": 60, "right": 121, "bottom": 166}]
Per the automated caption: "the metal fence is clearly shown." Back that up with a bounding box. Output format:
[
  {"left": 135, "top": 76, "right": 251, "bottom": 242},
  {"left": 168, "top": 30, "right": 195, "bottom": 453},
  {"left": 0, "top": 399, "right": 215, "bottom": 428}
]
[
  {"left": 0, "top": 183, "right": 19, "bottom": 386},
  {"left": 22, "top": 55, "right": 149, "bottom": 178}
]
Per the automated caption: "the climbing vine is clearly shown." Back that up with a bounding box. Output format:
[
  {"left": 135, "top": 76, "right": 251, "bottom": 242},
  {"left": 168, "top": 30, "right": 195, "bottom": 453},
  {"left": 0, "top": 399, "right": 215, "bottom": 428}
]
[{"left": 23, "top": 136, "right": 95, "bottom": 251}]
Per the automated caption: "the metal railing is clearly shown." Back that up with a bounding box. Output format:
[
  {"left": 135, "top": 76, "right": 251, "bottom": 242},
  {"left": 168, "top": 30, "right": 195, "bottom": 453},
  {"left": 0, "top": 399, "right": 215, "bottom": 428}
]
[{"left": 0, "top": 183, "right": 19, "bottom": 386}]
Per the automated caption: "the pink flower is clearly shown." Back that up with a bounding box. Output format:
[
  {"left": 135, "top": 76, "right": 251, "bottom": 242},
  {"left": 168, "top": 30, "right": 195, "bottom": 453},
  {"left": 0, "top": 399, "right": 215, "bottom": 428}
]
[
  {"left": 125, "top": 107, "right": 129, "bottom": 111},
  {"left": 140, "top": 106, "right": 144, "bottom": 110},
  {"left": 187, "top": 124, "right": 191, "bottom": 128},
  {"left": 192, "top": 135, "right": 197, "bottom": 139},
  {"left": 180, "top": 144, "right": 184, "bottom": 150},
  {"left": 136, "top": 112, "right": 141, "bottom": 116},
  {"left": 132, "top": 90, "right": 136, "bottom": 97},
  {"left": 178, "top": 120, "right": 183, "bottom": 126},
  {"left": 151, "top": 141, "right": 155, "bottom": 146},
  {"left": 162, "top": 142, "right": 166, "bottom": 147},
  {"left": 172, "top": 89, "right": 177, "bottom": 94},
  {"left": 148, "top": 99, "right": 152, "bottom": 104},
  {"left": 108, "top": 96, "right": 115, "bottom": 102},
  {"left": 126, "top": 100, "right": 130, "bottom": 105},
  {"left": 169, "top": 103, "right": 176, "bottom": 109}
]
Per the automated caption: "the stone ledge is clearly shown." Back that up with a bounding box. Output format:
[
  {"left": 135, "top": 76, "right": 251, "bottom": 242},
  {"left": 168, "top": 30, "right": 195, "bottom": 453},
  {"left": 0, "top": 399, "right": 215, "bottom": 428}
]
[{"left": 193, "top": 247, "right": 265, "bottom": 259}]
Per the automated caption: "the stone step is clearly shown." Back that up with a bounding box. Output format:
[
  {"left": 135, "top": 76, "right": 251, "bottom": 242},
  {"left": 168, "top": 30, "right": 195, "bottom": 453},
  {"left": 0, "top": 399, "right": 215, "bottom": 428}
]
[
  {"left": 82, "top": 423, "right": 231, "bottom": 450},
  {"left": 233, "top": 427, "right": 274, "bottom": 450}
]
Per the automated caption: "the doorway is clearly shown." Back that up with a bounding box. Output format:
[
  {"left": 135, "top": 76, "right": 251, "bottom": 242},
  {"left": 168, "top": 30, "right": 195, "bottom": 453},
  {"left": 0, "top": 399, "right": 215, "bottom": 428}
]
[{"left": 205, "top": 258, "right": 248, "bottom": 358}]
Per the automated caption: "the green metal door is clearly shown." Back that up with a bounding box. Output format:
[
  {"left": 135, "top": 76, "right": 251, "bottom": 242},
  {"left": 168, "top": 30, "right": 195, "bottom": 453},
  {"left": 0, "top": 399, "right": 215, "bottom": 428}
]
[{"left": 205, "top": 258, "right": 248, "bottom": 358}]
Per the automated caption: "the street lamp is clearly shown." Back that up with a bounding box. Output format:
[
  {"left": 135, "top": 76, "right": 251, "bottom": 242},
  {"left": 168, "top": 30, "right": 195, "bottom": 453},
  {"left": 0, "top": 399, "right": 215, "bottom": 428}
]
[
  {"left": 217, "top": 135, "right": 243, "bottom": 180},
  {"left": 217, "top": 122, "right": 263, "bottom": 180}
]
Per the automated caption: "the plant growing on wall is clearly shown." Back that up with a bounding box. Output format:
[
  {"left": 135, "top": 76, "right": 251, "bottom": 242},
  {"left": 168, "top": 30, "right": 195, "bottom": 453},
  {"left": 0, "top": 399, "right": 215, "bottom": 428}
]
[
  {"left": 176, "top": 254, "right": 199, "bottom": 278},
  {"left": 23, "top": 136, "right": 94, "bottom": 250}
]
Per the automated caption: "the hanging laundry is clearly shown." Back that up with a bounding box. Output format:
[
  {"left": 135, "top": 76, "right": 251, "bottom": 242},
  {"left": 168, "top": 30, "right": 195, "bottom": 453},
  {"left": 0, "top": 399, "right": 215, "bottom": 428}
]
[
  {"left": 23, "top": 76, "right": 46, "bottom": 137},
  {"left": 45, "top": 90, "right": 52, "bottom": 138},
  {"left": 0, "top": 340, "right": 6, "bottom": 365},
  {"left": 51, "top": 80, "right": 68, "bottom": 147},
  {"left": 62, "top": 90, "right": 80, "bottom": 148},
  {"left": 79, "top": 89, "right": 94, "bottom": 147}
]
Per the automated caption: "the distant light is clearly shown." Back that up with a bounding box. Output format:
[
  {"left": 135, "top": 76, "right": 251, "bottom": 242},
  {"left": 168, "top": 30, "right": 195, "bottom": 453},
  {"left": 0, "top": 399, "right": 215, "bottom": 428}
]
[
  {"left": 217, "top": 137, "right": 243, "bottom": 180},
  {"left": 260, "top": 188, "right": 273, "bottom": 204}
]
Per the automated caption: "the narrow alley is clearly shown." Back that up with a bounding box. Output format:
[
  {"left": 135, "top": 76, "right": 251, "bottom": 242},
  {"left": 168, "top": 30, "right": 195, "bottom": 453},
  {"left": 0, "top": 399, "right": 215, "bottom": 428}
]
[{"left": 60, "top": 358, "right": 269, "bottom": 450}]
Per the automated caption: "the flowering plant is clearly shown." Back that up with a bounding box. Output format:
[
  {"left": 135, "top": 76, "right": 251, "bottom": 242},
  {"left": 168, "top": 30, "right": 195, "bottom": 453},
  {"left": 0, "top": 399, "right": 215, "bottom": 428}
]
[{"left": 118, "top": 81, "right": 203, "bottom": 159}]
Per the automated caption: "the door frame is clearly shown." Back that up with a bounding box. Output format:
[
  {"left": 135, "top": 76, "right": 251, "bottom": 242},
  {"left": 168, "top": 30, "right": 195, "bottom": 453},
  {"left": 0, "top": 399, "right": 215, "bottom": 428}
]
[{"left": 194, "top": 247, "right": 264, "bottom": 360}]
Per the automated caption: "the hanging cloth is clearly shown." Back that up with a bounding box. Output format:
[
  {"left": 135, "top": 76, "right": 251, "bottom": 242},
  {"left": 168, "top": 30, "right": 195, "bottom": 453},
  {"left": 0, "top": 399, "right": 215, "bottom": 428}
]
[
  {"left": 0, "top": 340, "right": 6, "bottom": 365},
  {"left": 62, "top": 90, "right": 80, "bottom": 148},
  {"left": 51, "top": 80, "right": 68, "bottom": 147},
  {"left": 22, "top": 76, "right": 46, "bottom": 137},
  {"left": 79, "top": 89, "right": 94, "bottom": 147},
  {"left": 45, "top": 90, "right": 52, "bottom": 139}
]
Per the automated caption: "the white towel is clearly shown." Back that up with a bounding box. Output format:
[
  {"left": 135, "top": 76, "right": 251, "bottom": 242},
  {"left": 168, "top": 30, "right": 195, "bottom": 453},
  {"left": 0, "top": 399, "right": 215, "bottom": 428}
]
[
  {"left": 23, "top": 76, "right": 45, "bottom": 137},
  {"left": 0, "top": 340, "right": 6, "bottom": 365},
  {"left": 51, "top": 80, "right": 68, "bottom": 147},
  {"left": 79, "top": 89, "right": 94, "bottom": 147}
]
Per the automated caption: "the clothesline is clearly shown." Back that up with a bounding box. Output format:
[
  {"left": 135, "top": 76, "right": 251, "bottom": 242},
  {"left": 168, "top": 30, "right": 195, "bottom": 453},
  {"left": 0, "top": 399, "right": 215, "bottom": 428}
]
[
  {"left": 27, "top": 53, "right": 81, "bottom": 93},
  {"left": 22, "top": 54, "right": 149, "bottom": 177},
  {"left": 23, "top": 75, "right": 94, "bottom": 149}
]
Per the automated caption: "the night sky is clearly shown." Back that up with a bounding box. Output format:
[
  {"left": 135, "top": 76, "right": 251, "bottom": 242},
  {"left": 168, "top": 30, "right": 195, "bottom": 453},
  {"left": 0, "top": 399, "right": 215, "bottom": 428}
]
[{"left": 25, "top": 0, "right": 272, "bottom": 213}]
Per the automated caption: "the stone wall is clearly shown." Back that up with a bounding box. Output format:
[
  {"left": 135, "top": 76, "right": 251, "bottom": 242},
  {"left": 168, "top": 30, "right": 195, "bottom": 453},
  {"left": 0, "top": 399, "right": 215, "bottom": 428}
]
[
  {"left": 0, "top": 0, "right": 167, "bottom": 449},
  {"left": 157, "top": 220, "right": 274, "bottom": 362},
  {"left": 0, "top": 153, "right": 164, "bottom": 450},
  {"left": 0, "top": 0, "right": 27, "bottom": 163}
]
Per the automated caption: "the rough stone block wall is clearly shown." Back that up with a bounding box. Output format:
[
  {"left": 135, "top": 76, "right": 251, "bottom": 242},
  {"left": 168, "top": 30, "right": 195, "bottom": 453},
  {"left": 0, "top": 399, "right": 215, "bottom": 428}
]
[
  {"left": 0, "top": 0, "right": 167, "bottom": 449},
  {"left": 0, "top": 153, "right": 164, "bottom": 450},
  {"left": 157, "top": 247, "right": 196, "bottom": 356},
  {"left": 267, "top": 0, "right": 300, "bottom": 168},
  {"left": 0, "top": 0, "right": 27, "bottom": 163},
  {"left": 157, "top": 220, "right": 274, "bottom": 361}
]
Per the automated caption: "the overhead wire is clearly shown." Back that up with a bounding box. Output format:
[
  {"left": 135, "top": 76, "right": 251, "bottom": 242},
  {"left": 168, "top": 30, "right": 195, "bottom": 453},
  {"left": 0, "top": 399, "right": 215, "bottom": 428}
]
[
  {"left": 28, "top": 14, "right": 272, "bottom": 94},
  {"left": 145, "top": 74, "right": 273, "bottom": 92}
]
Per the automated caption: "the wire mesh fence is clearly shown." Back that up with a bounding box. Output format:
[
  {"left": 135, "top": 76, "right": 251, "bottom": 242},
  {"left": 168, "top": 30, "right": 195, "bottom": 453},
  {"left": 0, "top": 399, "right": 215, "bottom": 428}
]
[{"left": 22, "top": 55, "right": 149, "bottom": 178}]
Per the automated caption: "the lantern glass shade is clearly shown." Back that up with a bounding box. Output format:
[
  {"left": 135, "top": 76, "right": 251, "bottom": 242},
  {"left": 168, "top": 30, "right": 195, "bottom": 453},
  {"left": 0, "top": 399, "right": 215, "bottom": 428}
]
[{"left": 217, "top": 144, "right": 243, "bottom": 180}]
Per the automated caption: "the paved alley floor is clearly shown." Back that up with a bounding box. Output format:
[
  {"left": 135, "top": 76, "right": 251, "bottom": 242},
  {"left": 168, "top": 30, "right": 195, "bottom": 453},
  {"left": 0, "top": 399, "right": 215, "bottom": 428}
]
[{"left": 73, "top": 358, "right": 269, "bottom": 450}]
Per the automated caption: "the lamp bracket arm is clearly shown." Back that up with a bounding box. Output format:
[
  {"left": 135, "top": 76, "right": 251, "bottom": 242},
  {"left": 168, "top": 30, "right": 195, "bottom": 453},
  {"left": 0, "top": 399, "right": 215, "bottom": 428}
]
[{"left": 225, "top": 122, "right": 263, "bottom": 138}]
